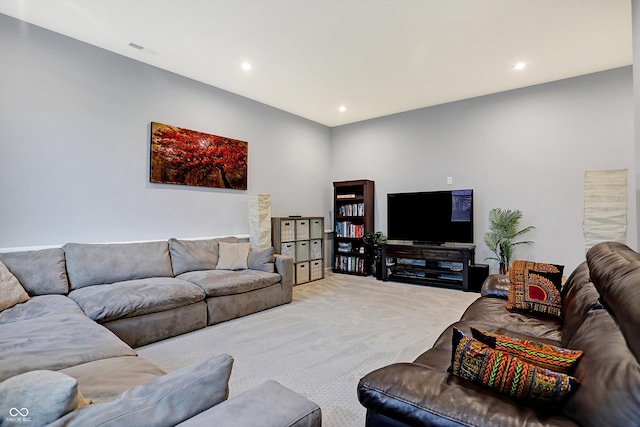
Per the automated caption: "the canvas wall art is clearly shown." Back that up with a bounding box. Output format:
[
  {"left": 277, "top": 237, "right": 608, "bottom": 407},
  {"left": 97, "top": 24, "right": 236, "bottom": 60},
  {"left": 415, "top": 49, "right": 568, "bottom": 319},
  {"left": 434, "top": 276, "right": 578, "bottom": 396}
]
[{"left": 150, "top": 122, "right": 248, "bottom": 190}]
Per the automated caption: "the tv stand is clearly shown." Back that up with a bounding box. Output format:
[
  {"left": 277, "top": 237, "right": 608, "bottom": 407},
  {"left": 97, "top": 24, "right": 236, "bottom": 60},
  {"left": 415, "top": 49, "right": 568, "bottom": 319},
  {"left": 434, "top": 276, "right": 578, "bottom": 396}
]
[
  {"left": 381, "top": 242, "right": 476, "bottom": 291},
  {"left": 412, "top": 240, "right": 444, "bottom": 246}
]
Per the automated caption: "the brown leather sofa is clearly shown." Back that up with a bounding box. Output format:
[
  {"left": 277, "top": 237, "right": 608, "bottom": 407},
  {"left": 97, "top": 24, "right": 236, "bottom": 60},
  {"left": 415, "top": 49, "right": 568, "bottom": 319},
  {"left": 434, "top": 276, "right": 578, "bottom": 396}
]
[{"left": 357, "top": 241, "right": 640, "bottom": 427}]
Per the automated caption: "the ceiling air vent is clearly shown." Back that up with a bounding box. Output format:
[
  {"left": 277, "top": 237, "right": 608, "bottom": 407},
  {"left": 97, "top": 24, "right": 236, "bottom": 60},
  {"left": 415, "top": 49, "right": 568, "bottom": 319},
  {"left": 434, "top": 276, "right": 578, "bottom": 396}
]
[{"left": 128, "top": 43, "right": 144, "bottom": 50}]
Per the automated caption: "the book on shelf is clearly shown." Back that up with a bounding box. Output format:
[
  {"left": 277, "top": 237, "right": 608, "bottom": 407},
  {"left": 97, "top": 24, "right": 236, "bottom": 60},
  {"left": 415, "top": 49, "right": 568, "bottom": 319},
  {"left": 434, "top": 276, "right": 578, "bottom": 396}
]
[
  {"left": 335, "top": 255, "right": 366, "bottom": 273},
  {"left": 334, "top": 221, "right": 365, "bottom": 238},
  {"left": 336, "top": 194, "right": 357, "bottom": 199},
  {"left": 337, "top": 202, "right": 364, "bottom": 217}
]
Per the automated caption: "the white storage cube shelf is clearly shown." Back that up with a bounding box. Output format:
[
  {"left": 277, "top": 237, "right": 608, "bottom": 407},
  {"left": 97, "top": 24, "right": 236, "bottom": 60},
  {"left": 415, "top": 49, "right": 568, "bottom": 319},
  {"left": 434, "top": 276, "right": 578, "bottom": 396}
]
[{"left": 272, "top": 217, "right": 325, "bottom": 285}]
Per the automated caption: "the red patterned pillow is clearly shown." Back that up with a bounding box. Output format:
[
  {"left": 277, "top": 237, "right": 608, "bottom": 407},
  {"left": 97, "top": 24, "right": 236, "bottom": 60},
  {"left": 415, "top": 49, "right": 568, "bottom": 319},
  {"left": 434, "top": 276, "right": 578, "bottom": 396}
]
[
  {"left": 471, "top": 328, "right": 583, "bottom": 374},
  {"left": 448, "top": 328, "right": 579, "bottom": 409},
  {"left": 506, "top": 260, "right": 564, "bottom": 318}
]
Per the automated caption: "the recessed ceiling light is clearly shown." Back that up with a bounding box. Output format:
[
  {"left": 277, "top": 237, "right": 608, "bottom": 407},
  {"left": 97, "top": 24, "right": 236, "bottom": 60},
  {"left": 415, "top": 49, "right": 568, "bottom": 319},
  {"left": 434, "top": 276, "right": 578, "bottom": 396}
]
[
  {"left": 339, "top": 106, "right": 346, "bottom": 112},
  {"left": 241, "top": 62, "right": 252, "bottom": 71},
  {"left": 514, "top": 62, "right": 526, "bottom": 70}
]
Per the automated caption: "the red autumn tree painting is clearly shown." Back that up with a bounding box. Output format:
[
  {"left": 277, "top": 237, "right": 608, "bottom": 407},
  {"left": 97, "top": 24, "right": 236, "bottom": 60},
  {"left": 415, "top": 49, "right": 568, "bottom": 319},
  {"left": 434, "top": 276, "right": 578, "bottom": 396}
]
[{"left": 150, "top": 122, "right": 248, "bottom": 190}]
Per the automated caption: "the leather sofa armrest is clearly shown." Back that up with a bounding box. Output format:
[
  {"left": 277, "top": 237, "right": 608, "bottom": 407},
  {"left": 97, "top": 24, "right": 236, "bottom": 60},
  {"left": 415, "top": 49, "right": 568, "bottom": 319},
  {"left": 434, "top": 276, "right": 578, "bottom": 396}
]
[
  {"left": 275, "top": 254, "right": 294, "bottom": 303},
  {"left": 176, "top": 380, "right": 321, "bottom": 427},
  {"left": 480, "top": 274, "right": 510, "bottom": 299}
]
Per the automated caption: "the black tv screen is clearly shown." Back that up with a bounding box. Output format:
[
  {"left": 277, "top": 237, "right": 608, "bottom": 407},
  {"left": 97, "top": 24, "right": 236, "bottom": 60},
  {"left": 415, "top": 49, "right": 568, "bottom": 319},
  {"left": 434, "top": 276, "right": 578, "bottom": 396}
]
[{"left": 387, "top": 189, "right": 474, "bottom": 244}]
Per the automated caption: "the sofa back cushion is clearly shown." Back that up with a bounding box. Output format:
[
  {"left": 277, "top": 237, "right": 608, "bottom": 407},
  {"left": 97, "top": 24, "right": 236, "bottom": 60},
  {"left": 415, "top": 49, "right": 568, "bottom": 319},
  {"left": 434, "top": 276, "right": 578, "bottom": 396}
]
[
  {"left": 168, "top": 237, "right": 239, "bottom": 276},
  {"left": 560, "top": 261, "right": 601, "bottom": 347},
  {"left": 586, "top": 241, "right": 640, "bottom": 361},
  {"left": 0, "top": 248, "right": 69, "bottom": 295},
  {"left": 64, "top": 242, "right": 173, "bottom": 290},
  {"left": 562, "top": 309, "right": 640, "bottom": 427}
]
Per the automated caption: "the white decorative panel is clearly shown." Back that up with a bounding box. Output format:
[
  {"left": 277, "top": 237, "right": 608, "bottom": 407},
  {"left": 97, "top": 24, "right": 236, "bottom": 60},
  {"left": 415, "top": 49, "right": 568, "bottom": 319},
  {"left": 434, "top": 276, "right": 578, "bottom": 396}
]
[{"left": 583, "top": 169, "right": 628, "bottom": 253}]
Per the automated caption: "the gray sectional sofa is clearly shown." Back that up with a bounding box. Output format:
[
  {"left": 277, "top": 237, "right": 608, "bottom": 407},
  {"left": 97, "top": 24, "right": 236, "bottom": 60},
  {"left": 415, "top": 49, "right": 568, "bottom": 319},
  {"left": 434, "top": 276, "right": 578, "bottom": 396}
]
[{"left": 0, "top": 237, "right": 321, "bottom": 426}]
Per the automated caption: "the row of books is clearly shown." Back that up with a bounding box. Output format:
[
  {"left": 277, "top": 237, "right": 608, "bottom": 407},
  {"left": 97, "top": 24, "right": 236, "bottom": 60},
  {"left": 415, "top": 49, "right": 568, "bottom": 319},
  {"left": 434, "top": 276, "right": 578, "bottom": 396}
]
[
  {"left": 335, "top": 255, "right": 366, "bottom": 273},
  {"left": 337, "top": 202, "right": 364, "bottom": 217},
  {"left": 335, "top": 221, "right": 365, "bottom": 238}
]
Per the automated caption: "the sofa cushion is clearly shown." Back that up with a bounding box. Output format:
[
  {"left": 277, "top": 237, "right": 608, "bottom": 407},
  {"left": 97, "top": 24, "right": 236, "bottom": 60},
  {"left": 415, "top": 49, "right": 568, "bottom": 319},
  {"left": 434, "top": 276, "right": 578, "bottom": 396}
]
[
  {"left": 0, "top": 294, "right": 79, "bottom": 326},
  {"left": 470, "top": 327, "right": 583, "bottom": 374},
  {"left": 60, "top": 356, "right": 166, "bottom": 404},
  {"left": 64, "top": 241, "right": 174, "bottom": 290},
  {"left": 0, "top": 261, "right": 29, "bottom": 311},
  {"left": 449, "top": 328, "right": 578, "bottom": 410},
  {"left": 178, "top": 269, "right": 282, "bottom": 297},
  {"left": 216, "top": 242, "right": 251, "bottom": 270},
  {"left": 459, "top": 297, "right": 563, "bottom": 342},
  {"left": 0, "top": 370, "right": 90, "bottom": 426},
  {"left": 0, "top": 303, "right": 136, "bottom": 382},
  {"left": 68, "top": 277, "right": 205, "bottom": 322},
  {"left": 176, "top": 380, "right": 322, "bottom": 427},
  {"left": 506, "top": 260, "right": 564, "bottom": 318},
  {"left": 560, "top": 263, "right": 601, "bottom": 348},
  {"left": 563, "top": 309, "right": 640, "bottom": 427},
  {"left": 0, "top": 248, "right": 69, "bottom": 295},
  {"left": 168, "top": 237, "right": 239, "bottom": 276},
  {"left": 586, "top": 241, "right": 640, "bottom": 361},
  {"left": 358, "top": 362, "right": 577, "bottom": 427},
  {"left": 50, "top": 354, "right": 234, "bottom": 427},
  {"left": 248, "top": 247, "right": 275, "bottom": 273}
]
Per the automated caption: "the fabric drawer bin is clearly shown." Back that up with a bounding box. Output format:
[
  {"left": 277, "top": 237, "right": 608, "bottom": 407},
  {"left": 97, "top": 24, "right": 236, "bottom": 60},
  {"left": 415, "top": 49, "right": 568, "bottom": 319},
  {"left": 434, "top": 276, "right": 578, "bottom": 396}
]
[
  {"left": 281, "top": 242, "right": 295, "bottom": 259},
  {"left": 296, "top": 220, "right": 310, "bottom": 240},
  {"left": 310, "top": 219, "right": 323, "bottom": 239},
  {"left": 296, "top": 241, "right": 310, "bottom": 262},
  {"left": 310, "top": 239, "right": 322, "bottom": 260},
  {"left": 310, "top": 260, "right": 323, "bottom": 281},
  {"left": 296, "top": 262, "right": 310, "bottom": 284},
  {"left": 279, "top": 220, "right": 296, "bottom": 242}
]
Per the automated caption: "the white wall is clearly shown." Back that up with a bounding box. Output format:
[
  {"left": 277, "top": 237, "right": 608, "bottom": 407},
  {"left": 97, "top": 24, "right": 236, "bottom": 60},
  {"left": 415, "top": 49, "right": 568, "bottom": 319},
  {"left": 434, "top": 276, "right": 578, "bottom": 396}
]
[
  {"left": 0, "top": 14, "right": 332, "bottom": 249},
  {"left": 1, "top": 14, "right": 637, "bottom": 276},
  {"left": 331, "top": 67, "right": 636, "bottom": 273}
]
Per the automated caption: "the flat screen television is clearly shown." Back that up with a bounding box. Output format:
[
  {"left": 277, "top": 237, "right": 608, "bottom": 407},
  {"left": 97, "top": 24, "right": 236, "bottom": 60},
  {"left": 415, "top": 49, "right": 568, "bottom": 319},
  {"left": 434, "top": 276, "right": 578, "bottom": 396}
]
[{"left": 387, "top": 189, "right": 473, "bottom": 244}]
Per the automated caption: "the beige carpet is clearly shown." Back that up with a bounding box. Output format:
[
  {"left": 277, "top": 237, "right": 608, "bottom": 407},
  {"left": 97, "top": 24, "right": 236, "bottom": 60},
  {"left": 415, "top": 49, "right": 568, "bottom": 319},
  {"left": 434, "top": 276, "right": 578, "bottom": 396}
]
[{"left": 137, "top": 272, "right": 479, "bottom": 427}]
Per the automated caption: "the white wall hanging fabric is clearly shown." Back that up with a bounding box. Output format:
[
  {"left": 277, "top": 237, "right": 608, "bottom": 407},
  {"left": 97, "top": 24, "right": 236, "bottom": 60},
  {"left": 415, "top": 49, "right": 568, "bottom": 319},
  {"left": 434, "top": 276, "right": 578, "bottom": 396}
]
[
  {"left": 583, "top": 169, "right": 628, "bottom": 253},
  {"left": 248, "top": 194, "right": 272, "bottom": 251}
]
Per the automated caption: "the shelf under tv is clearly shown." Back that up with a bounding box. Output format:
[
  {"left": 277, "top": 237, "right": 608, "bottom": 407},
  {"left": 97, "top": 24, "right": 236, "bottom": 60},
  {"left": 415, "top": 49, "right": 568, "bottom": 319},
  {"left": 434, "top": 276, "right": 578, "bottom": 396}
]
[{"left": 382, "top": 242, "right": 475, "bottom": 291}]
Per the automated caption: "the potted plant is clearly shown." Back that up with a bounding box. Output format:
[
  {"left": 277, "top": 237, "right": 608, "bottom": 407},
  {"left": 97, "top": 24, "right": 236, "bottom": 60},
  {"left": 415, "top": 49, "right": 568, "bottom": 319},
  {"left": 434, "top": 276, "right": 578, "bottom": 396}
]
[
  {"left": 484, "top": 208, "right": 535, "bottom": 275},
  {"left": 363, "top": 231, "right": 387, "bottom": 279}
]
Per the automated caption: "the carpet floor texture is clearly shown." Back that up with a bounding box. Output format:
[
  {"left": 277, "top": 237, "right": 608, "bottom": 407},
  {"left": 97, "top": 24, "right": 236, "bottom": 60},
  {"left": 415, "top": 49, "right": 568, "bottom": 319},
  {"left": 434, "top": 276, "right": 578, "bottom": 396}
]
[{"left": 137, "top": 272, "right": 479, "bottom": 427}]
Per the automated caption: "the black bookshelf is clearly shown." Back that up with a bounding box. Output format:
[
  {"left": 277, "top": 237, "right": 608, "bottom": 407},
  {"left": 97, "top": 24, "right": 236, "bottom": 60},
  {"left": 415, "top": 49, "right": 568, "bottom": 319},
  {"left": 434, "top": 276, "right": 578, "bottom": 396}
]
[{"left": 333, "top": 180, "right": 374, "bottom": 275}]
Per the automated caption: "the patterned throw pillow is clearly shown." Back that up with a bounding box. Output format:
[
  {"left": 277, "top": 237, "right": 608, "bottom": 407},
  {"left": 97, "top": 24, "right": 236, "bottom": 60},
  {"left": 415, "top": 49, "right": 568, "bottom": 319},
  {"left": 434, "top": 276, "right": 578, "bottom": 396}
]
[
  {"left": 0, "top": 261, "right": 30, "bottom": 311},
  {"left": 448, "top": 328, "right": 579, "bottom": 409},
  {"left": 471, "top": 328, "right": 583, "bottom": 374},
  {"left": 506, "top": 260, "right": 564, "bottom": 318}
]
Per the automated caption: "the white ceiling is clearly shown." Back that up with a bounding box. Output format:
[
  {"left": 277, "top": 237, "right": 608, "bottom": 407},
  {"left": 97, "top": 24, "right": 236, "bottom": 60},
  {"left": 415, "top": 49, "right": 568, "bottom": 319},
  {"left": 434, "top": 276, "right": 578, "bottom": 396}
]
[{"left": 0, "top": 0, "right": 633, "bottom": 127}]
